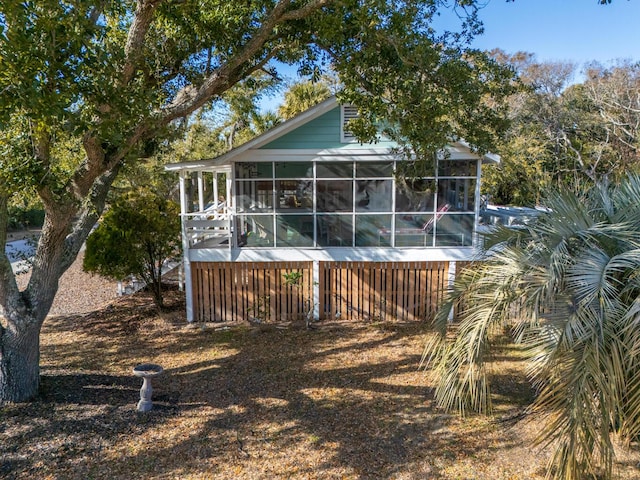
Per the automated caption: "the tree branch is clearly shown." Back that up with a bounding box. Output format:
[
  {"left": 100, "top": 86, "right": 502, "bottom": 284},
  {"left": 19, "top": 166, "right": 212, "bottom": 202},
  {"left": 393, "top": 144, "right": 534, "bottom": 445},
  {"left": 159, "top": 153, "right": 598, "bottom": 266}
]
[
  {"left": 61, "top": 166, "right": 122, "bottom": 273},
  {"left": 88, "top": 1, "right": 107, "bottom": 27},
  {"left": 122, "top": 0, "right": 164, "bottom": 85},
  {"left": 73, "top": 0, "right": 328, "bottom": 201},
  {"left": 161, "top": 0, "right": 329, "bottom": 122}
]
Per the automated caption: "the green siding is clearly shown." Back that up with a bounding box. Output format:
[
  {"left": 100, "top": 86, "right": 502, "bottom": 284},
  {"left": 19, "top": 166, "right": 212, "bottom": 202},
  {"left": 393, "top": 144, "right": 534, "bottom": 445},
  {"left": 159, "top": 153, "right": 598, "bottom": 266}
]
[{"left": 260, "top": 107, "right": 396, "bottom": 150}]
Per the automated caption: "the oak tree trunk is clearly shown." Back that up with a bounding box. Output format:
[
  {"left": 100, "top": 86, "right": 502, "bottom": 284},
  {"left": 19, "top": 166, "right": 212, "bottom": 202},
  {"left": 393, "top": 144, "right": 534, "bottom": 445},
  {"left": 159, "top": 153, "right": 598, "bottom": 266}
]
[
  {"left": 0, "top": 165, "right": 119, "bottom": 403},
  {"left": 0, "top": 321, "right": 41, "bottom": 402}
]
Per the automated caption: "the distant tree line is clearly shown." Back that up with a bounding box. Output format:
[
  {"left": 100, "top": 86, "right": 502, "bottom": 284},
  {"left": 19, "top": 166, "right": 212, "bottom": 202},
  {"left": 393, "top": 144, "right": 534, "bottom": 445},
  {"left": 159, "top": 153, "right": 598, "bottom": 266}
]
[{"left": 484, "top": 51, "right": 640, "bottom": 205}]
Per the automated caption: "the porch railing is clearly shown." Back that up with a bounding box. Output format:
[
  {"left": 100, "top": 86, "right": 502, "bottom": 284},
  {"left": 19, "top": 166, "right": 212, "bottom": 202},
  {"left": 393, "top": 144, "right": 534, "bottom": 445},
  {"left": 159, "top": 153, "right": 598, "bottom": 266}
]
[{"left": 182, "top": 209, "right": 233, "bottom": 249}]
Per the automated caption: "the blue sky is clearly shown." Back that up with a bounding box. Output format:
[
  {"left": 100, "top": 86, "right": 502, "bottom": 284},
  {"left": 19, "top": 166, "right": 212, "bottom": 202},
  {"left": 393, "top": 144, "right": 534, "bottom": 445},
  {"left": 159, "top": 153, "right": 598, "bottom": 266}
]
[
  {"left": 261, "top": 0, "right": 640, "bottom": 111},
  {"left": 466, "top": 0, "right": 640, "bottom": 65}
]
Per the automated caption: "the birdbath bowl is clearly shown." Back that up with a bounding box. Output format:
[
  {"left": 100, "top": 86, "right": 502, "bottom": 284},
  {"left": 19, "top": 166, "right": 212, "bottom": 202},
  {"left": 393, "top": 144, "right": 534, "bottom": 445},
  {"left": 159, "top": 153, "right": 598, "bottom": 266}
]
[{"left": 133, "top": 363, "right": 163, "bottom": 412}]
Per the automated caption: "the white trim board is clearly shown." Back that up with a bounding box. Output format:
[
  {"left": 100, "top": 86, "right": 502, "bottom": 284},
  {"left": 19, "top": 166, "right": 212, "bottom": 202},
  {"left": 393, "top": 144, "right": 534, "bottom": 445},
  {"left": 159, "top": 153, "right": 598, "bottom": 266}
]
[{"left": 188, "top": 246, "right": 477, "bottom": 263}]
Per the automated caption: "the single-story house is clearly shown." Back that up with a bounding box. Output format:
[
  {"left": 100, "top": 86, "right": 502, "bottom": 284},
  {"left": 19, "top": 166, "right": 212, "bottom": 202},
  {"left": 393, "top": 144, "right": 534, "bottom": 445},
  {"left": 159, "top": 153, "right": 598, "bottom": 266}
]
[{"left": 165, "top": 96, "right": 498, "bottom": 323}]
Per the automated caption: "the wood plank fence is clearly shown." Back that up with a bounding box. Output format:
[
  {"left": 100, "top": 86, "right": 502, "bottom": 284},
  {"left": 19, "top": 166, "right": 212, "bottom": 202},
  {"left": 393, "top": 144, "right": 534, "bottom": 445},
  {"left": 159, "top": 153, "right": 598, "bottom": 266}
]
[
  {"left": 192, "top": 261, "right": 313, "bottom": 323},
  {"left": 191, "top": 260, "right": 453, "bottom": 323},
  {"left": 319, "top": 261, "right": 449, "bottom": 322}
]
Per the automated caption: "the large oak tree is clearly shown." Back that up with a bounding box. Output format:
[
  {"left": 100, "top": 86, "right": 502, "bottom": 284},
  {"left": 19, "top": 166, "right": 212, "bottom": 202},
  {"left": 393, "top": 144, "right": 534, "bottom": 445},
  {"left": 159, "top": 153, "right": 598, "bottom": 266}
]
[{"left": 0, "top": 0, "right": 514, "bottom": 402}]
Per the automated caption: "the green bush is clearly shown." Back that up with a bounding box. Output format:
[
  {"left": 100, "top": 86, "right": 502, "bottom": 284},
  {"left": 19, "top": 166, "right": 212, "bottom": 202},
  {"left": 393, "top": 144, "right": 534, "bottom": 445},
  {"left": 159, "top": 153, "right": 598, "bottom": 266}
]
[
  {"left": 84, "top": 191, "right": 181, "bottom": 309},
  {"left": 7, "top": 206, "right": 45, "bottom": 230}
]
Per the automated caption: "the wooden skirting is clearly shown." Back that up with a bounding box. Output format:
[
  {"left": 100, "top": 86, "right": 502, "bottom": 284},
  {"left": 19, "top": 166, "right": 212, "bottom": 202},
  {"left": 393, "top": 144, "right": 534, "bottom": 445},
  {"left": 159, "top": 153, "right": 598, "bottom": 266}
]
[
  {"left": 192, "top": 261, "right": 313, "bottom": 323},
  {"left": 319, "top": 261, "right": 449, "bottom": 322},
  {"left": 191, "top": 260, "right": 451, "bottom": 323}
]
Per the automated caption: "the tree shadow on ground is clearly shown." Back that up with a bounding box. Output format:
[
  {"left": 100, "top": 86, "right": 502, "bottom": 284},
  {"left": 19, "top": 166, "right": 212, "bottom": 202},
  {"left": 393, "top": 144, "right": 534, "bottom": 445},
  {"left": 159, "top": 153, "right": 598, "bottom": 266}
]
[
  {"left": 150, "top": 327, "right": 530, "bottom": 479},
  {"left": 1, "top": 295, "right": 551, "bottom": 480}
]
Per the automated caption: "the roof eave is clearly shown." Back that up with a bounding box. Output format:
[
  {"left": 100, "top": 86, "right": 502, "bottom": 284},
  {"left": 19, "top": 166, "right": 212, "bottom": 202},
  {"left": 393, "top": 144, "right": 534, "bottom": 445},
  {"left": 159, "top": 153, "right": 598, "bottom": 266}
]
[
  {"left": 164, "top": 96, "right": 339, "bottom": 173},
  {"left": 482, "top": 152, "right": 500, "bottom": 164}
]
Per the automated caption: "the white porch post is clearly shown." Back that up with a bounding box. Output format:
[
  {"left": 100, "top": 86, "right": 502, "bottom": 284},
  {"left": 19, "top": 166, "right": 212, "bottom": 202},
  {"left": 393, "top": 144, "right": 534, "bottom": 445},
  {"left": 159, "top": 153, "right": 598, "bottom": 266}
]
[
  {"left": 226, "top": 175, "right": 233, "bottom": 208},
  {"left": 213, "top": 173, "right": 220, "bottom": 209},
  {"left": 180, "top": 173, "right": 195, "bottom": 322},
  {"left": 448, "top": 261, "right": 456, "bottom": 322},
  {"left": 474, "top": 158, "right": 482, "bottom": 248},
  {"left": 179, "top": 172, "right": 189, "bottom": 214},
  {"left": 197, "top": 171, "right": 205, "bottom": 211},
  {"left": 312, "top": 260, "right": 320, "bottom": 320},
  {"left": 226, "top": 171, "right": 234, "bottom": 247}
]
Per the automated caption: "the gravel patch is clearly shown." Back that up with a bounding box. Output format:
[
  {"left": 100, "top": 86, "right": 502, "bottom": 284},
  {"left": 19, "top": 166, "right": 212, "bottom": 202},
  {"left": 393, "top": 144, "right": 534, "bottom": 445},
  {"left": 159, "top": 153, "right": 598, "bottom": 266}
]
[{"left": 14, "top": 252, "right": 119, "bottom": 316}]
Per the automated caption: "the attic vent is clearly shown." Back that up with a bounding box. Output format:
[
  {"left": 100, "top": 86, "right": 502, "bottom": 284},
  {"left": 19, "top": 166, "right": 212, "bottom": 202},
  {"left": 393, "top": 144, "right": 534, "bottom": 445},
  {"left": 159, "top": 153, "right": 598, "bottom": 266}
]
[{"left": 341, "top": 105, "right": 359, "bottom": 143}]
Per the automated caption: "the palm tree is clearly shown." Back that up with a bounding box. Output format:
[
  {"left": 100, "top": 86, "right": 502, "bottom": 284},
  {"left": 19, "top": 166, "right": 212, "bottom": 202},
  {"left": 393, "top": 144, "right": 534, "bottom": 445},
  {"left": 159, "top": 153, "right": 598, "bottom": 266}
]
[
  {"left": 278, "top": 80, "right": 332, "bottom": 120},
  {"left": 423, "top": 175, "right": 640, "bottom": 480}
]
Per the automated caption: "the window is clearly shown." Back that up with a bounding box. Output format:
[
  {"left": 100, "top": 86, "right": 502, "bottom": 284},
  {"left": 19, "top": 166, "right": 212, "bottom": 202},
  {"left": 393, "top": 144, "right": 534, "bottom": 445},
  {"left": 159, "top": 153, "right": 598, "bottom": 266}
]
[
  {"left": 317, "top": 162, "right": 352, "bottom": 178},
  {"left": 237, "top": 214, "right": 274, "bottom": 247},
  {"left": 356, "top": 162, "right": 393, "bottom": 177},
  {"left": 395, "top": 179, "right": 435, "bottom": 212},
  {"left": 317, "top": 180, "right": 353, "bottom": 212},
  {"left": 393, "top": 213, "right": 434, "bottom": 247},
  {"left": 233, "top": 158, "right": 477, "bottom": 248},
  {"left": 275, "top": 162, "right": 313, "bottom": 178},
  {"left": 356, "top": 214, "right": 392, "bottom": 247},
  {"left": 276, "top": 180, "right": 312, "bottom": 211},
  {"left": 438, "top": 159, "right": 477, "bottom": 177},
  {"left": 276, "top": 214, "right": 314, "bottom": 247},
  {"left": 437, "top": 178, "right": 476, "bottom": 212},
  {"left": 355, "top": 180, "right": 392, "bottom": 212},
  {"left": 317, "top": 215, "right": 352, "bottom": 247},
  {"left": 235, "top": 162, "right": 272, "bottom": 179},
  {"left": 435, "top": 214, "right": 474, "bottom": 247},
  {"left": 235, "top": 181, "right": 273, "bottom": 213}
]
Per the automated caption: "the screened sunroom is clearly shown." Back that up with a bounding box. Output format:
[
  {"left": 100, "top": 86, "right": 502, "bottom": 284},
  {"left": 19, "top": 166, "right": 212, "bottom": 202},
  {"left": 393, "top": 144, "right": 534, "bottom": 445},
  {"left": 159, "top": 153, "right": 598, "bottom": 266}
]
[{"left": 233, "top": 158, "right": 477, "bottom": 249}]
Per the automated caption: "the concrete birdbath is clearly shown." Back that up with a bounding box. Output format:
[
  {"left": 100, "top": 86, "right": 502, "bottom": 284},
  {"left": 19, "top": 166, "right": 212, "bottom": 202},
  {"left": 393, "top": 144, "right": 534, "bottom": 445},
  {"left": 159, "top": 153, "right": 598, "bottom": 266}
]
[{"left": 133, "top": 363, "right": 164, "bottom": 412}]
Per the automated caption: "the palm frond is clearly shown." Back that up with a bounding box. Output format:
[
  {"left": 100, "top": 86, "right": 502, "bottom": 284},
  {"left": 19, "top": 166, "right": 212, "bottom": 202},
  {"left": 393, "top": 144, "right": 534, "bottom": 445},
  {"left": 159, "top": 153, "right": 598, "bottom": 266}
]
[
  {"left": 531, "top": 308, "right": 623, "bottom": 479},
  {"left": 612, "top": 174, "right": 640, "bottom": 230},
  {"left": 424, "top": 175, "right": 640, "bottom": 480}
]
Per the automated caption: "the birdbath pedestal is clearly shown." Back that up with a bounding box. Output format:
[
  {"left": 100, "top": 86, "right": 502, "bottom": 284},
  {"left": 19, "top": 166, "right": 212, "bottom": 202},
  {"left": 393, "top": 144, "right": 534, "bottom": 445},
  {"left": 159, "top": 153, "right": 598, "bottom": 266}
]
[{"left": 133, "top": 363, "right": 163, "bottom": 412}]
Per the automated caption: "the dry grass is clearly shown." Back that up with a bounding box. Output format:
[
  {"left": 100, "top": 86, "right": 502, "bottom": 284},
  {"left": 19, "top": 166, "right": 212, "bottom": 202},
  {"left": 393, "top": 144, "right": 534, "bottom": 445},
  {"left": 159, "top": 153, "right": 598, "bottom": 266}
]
[{"left": 1, "top": 289, "right": 639, "bottom": 479}]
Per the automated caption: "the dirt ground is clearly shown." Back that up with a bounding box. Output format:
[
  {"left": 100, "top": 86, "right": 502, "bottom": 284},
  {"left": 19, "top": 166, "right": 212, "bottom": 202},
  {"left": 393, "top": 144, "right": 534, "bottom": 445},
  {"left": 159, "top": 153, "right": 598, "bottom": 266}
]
[
  {"left": 6, "top": 230, "right": 119, "bottom": 315},
  {"left": 1, "top": 278, "right": 639, "bottom": 478}
]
